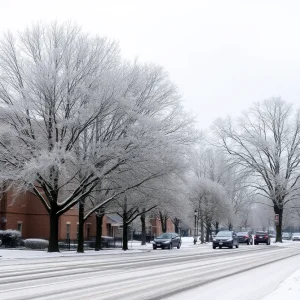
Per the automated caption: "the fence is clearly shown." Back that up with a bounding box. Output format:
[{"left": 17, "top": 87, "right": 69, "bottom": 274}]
[
  {"left": 132, "top": 233, "right": 154, "bottom": 243},
  {"left": 58, "top": 237, "right": 123, "bottom": 251}
]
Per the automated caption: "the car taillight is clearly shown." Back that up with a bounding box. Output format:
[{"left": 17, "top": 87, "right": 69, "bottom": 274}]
[
  {"left": 255, "top": 235, "right": 258, "bottom": 238},
  {"left": 244, "top": 236, "right": 248, "bottom": 238},
  {"left": 264, "top": 236, "right": 268, "bottom": 238}
]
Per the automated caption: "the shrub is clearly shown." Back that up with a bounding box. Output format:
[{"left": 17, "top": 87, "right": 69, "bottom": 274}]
[
  {"left": 0, "top": 230, "right": 22, "bottom": 248},
  {"left": 24, "top": 239, "right": 49, "bottom": 250}
]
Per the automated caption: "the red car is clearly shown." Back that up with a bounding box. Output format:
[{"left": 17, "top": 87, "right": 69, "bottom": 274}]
[{"left": 254, "top": 231, "right": 270, "bottom": 245}]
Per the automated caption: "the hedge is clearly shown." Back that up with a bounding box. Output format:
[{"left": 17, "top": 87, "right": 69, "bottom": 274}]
[
  {"left": 0, "top": 230, "right": 22, "bottom": 248},
  {"left": 24, "top": 239, "right": 49, "bottom": 250}
]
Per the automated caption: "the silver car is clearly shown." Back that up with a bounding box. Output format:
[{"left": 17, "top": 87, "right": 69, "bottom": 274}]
[{"left": 292, "top": 233, "right": 300, "bottom": 241}]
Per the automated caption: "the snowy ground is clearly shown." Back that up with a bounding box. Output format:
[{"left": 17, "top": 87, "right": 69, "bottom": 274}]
[
  {"left": 0, "top": 236, "right": 201, "bottom": 259},
  {"left": 0, "top": 239, "right": 300, "bottom": 299},
  {"left": 262, "top": 268, "right": 300, "bottom": 300}
]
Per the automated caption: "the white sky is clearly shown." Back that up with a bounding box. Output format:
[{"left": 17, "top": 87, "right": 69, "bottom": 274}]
[{"left": 1, "top": 0, "right": 300, "bottom": 129}]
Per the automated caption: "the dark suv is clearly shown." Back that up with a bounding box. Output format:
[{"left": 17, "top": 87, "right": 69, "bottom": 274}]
[
  {"left": 237, "top": 231, "right": 253, "bottom": 245},
  {"left": 254, "top": 231, "right": 270, "bottom": 245},
  {"left": 213, "top": 231, "right": 239, "bottom": 249}
]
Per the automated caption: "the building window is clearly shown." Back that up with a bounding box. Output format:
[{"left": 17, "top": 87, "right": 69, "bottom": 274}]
[
  {"left": 66, "top": 223, "right": 71, "bottom": 240},
  {"left": 17, "top": 222, "right": 23, "bottom": 234},
  {"left": 86, "top": 223, "right": 91, "bottom": 240}
]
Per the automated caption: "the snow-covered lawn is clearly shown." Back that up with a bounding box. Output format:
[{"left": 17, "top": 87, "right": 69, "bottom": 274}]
[
  {"left": 0, "top": 237, "right": 207, "bottom": 259},
  {"left": 262, "top": 269, "right": 300, "bottom": 300}
]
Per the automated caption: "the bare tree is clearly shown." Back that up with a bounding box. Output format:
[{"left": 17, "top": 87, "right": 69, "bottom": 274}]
[{"left": 214, "top": 98, "right": 300, "bottom": 242}]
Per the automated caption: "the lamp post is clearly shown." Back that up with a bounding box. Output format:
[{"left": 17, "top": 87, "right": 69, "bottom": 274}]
[{"left": 194, "top": 209, "right": 197, "bottom": 245}]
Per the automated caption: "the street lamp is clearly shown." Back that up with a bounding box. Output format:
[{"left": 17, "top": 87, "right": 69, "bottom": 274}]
[{"left": 194, "top": 209, "right": 197, "bottom": 245}]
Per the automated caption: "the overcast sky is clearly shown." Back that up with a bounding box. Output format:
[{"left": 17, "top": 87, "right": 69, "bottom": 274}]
[{"left": 1, "top": 0, "right": 300, "bottom": 129}]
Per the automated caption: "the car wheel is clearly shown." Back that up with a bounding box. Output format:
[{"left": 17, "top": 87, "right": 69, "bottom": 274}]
[
  {"left": 213, "top": 245, "right": 216, "bottom": 249},
  {"left": 153, "top": 246, "right": 157, "bottom": 250},
  {"left": 169, "top": 243, "right": 172, "bottom": 249},
  {"left": 219, "top": 246, "right": 222, "bottom": 249},
  {"left": 229, "top": 243, "right": 233, "bottom": 249},
  {"left": 247, "top": 241, "right": 249, "bottom": 245},
  {"left": 177, "top": 243, "right": 181, "bottom": 249},
  {"left": 236, "top": 244, "right": 239, "bottom": 248}
]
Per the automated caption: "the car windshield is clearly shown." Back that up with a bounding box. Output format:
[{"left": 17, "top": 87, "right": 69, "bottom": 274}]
[
  {"left": 282, "top": 233, "right": 289, "bottom": 236},
  {"left": 216, "top": 231, "right": 232, "bottom": 237},
  {"left": 293, "top": 233, "right": 300, "bottom": 236},
  {"left": 237, "top": 232, "right": 248, "bottom": 236},
  {"left": 156, "top": 233, "right": 172, "bottom": 239}
]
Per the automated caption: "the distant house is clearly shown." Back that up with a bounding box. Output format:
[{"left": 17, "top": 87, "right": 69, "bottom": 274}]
[{"left": 105, "top": 214, "right": 123, "bottom": 237}]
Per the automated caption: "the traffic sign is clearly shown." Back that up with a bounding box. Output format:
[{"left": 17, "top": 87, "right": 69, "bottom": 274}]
[{"left": 275, "top": 214, "right": 279, "bottom": 225}]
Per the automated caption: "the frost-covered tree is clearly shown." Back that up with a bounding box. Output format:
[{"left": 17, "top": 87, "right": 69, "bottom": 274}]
[
  {"left": 214, "top": 98, "right": 300, "bottom": 242},
  {"left": 0, "top": 22, "right": 196, "bottom": 252},
  {"left": 74, "top": 59, "right": 196, "bottom": 250},
  {"left": 190, "top": 176, "right": 229, "bottom": 242},
  {"left": 0, "top": 22, "right": 121, "bottom": 251},
  {"left": 188, "top": 146, "right": 253, "bottom": 240}
]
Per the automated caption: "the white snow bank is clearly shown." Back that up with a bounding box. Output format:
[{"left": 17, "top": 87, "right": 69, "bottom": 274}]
[
  {"left": 262, "top": 269, "right": 300, "bottom": 300},
  {"left": 0, "top": 246, "right": 150, "bottom": 259}
]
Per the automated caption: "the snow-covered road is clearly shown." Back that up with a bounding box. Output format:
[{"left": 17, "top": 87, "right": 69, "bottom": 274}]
[{"left": 1, "top": 243, "right": 300, "bottom": 299}]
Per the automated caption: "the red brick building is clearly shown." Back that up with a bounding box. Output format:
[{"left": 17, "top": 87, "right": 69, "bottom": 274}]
[
  {"left": 0, "top": 190, "right": 174, "bottom": 240},
  {"left": 0, "top": 190, "right": 97, "bottom": 240},
  {"left": 149, "top": 217, "right": 175, "bottom": 237}
]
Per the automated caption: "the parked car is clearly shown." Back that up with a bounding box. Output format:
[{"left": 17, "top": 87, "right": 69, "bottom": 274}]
[
  {"left": 237, "top": 231, "right": 253, "bottom": 245},
  {"left": 152, "top": 233, "right": 181, "bottom": 250},
  {"left": 292, "top": 233, "right": 300, "bottom": 241},
  {"left": 282, "top": 232, "right": 291, "bottom": 240},
  {"left": 212, "top": 231, "right": 239, "bottom": 249},
  {"left": 254, "top": 231, "right": 270, "bottom": 245}
]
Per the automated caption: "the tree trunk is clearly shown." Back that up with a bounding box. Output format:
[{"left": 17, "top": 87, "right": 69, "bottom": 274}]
[
  {"left": 122, "top": 223, "right": 129, "bottom": 250},
  {"left": 200, "top": 214, "right": 204, "bottom": 244},
  {"left": 77, "top": 199, "right": 85, "bottom": 253},
  {"left": 274, "top": 205, "right": 283, "bottom": 243},
  {"left": 122, "top": 199, "right": 128, "bottom": 250},
  {"left": 215, "top": 221, "right": 219, "bottom": 234},
  {"left": 163, "top": 215, "right": 167, "bottom": 233},
  {"left": 95, "top": 212, "right": 104, "bottom": 251},
  {"left": 48, "top": 209, "right": 60, "bottom": 252},
  {"left": 174, "top": 218, "right": 180, "bottom": 234},
  {"left": 205, "top": 223, "right": 211, "bottom": 243},
  {"left": 141, "top": 208, "right": 146, "bottom": 245},
  {"left": 159, "top": 211, "right": 167, "bottom": 233}
]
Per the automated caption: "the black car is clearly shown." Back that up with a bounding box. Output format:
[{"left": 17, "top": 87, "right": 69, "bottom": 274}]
[
  {"left": 254, "top": 231, "right": 270, "bottom": 245},
  {"left": 152, "top": 233, "right": 181, "bottom": 250},
  {"left": 212, "top": 231, "right": 239, "bottom": 249},
  {"left": 237, "top": 231, "right": 253, "bottom": 245}
]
